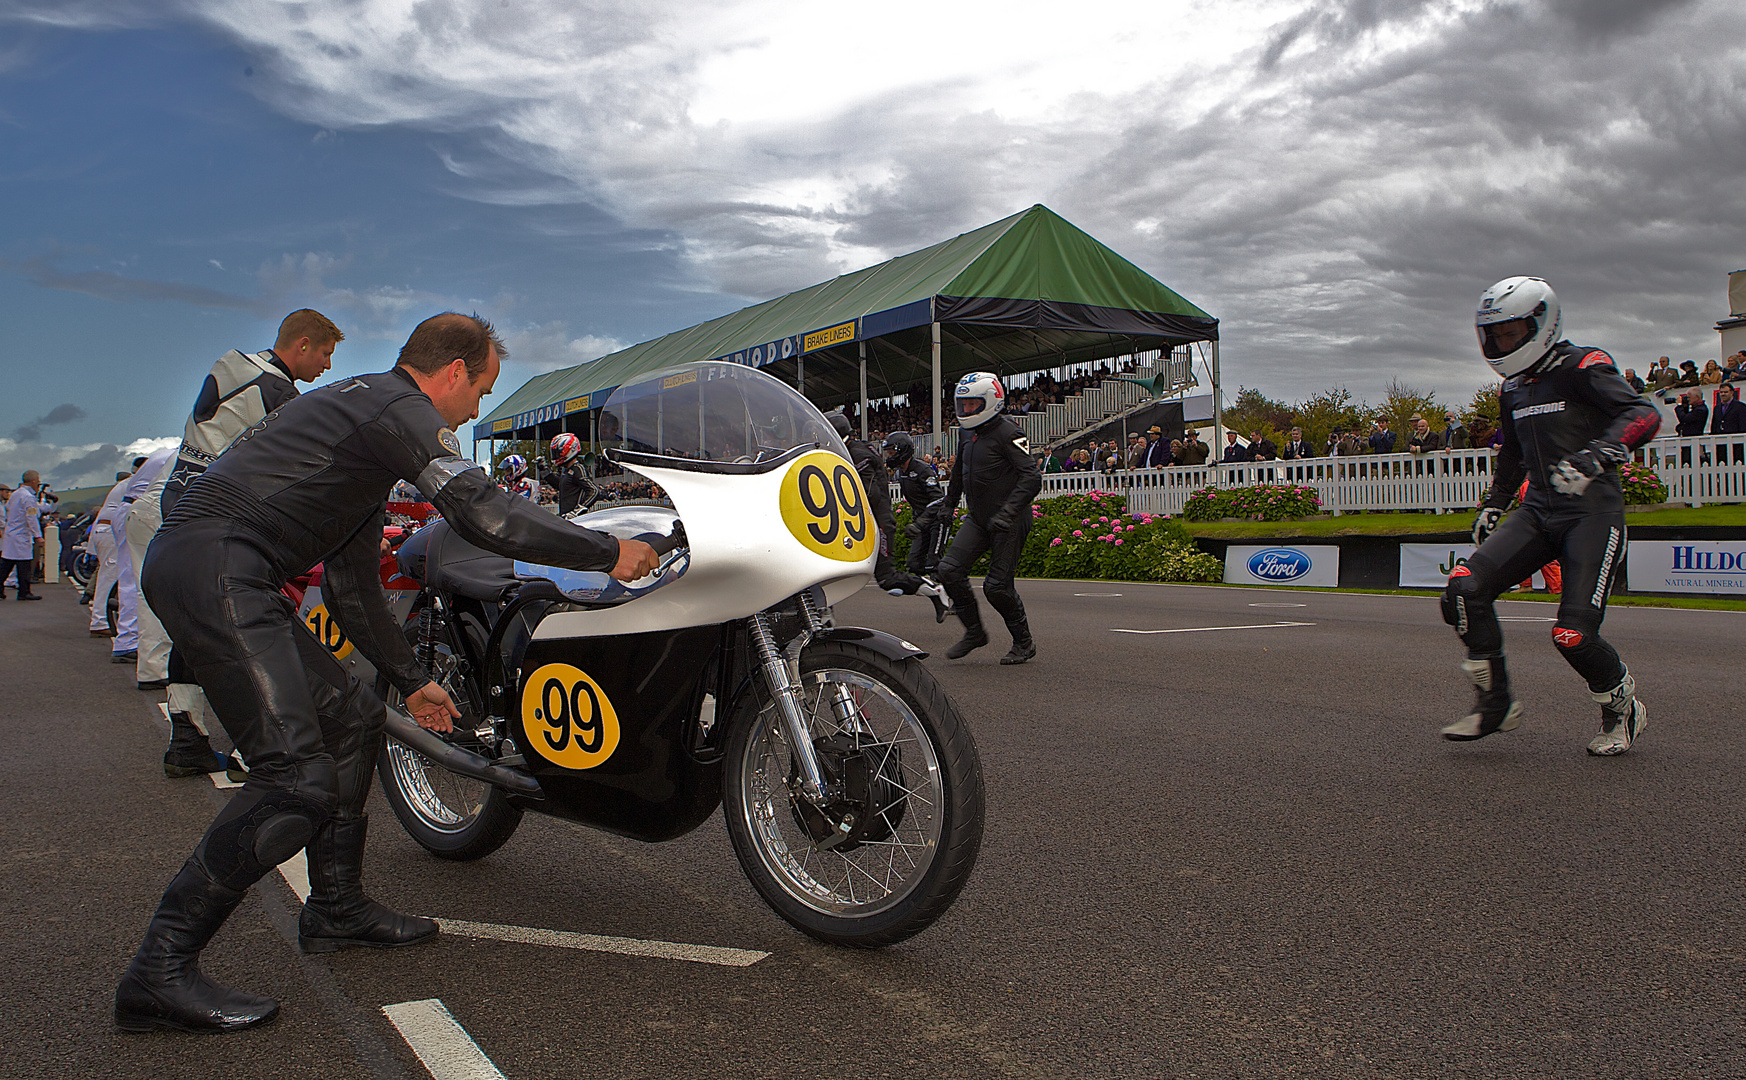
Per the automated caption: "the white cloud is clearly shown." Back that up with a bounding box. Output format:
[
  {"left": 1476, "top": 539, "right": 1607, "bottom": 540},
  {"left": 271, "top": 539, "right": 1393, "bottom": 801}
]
[
  {"left": 0, "top": 434, "right": 180, "bottom": 491},
  {"left": 501, "top": 321, "right": 626, "bottom": 377}
]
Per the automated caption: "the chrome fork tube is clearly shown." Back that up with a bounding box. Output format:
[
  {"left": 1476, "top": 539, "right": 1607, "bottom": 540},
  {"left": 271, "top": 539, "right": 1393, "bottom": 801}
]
[
  {"left": 796, "top": 592, "right": 866, "bottom": 735},
  {"left": 747, "top": 611, "right": 831, "bottom": 805}
]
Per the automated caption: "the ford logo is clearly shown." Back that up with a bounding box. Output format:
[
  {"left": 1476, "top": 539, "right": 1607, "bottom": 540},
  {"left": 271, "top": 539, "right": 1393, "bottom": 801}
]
[{"left": 1247, "top": 547, "right": 1311, "bottom": 580}]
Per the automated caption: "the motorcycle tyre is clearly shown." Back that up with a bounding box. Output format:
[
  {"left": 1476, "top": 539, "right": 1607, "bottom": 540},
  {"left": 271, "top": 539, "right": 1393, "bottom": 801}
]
[
  {"left": 375, "top": 619, "right": 523, "bottom": 862},
  {"left": 723, "top": 640, "right": 984, "bottom": 948}
]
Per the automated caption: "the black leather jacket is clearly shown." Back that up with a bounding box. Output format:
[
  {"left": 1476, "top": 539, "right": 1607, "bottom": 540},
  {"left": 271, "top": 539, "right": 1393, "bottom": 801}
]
[
  {"left": 163, "top": 366, "right": 619, "bottom": 694},
  {"left": 938, "top": 414, "right": 1042, "bottom": 529},
  {"left": 846, "top": 438, "right": 896, "bottom": 533},
  {"left": 891, "top": 455, "right": 943, "bottom": 512},
  {"left": 554, "top": 463, "right": 598, "bottom": 515},
  {"left": 1487, "top": 343, "right": 1661, "bottom": 513}
]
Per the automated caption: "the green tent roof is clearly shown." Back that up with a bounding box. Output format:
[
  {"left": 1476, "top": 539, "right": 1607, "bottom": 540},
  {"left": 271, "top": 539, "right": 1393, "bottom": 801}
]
[{"left": 475, "top": 204, "right": 1216, "bottom": 440}]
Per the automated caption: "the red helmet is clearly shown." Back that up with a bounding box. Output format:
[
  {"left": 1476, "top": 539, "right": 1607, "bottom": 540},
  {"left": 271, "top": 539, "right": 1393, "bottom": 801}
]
[{"left": 550, "top": 432, "right": 583, "bottom": 466}]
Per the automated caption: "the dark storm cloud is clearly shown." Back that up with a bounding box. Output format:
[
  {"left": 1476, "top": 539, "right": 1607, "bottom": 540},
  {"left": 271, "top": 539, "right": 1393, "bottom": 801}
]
[
  {"left": 14, "top": 403, "right": 86, "bottom": 442},
  {"left": 46, "top": 443, "right": 123, "bottom": 486},
  {"left": 12, "top": 254, "right": 266, "bottom": 313}
]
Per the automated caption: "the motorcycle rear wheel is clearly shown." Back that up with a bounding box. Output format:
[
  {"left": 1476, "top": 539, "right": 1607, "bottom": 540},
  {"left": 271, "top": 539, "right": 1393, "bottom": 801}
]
[
  {"left": 723, "top": 640, "right": 984, "bottom": 947},
  {"left": 377, "top": 618, "right": 523, "bottom": 861}
]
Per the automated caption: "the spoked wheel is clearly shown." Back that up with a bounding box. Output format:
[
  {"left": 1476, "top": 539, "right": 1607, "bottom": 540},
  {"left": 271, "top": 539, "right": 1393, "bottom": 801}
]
[
  {"left": 70, "top": 551, "right": 97, "bottom": 589},
  {"left": 376, "top": 618, "right": 522, "bottom": 860},
  {"left": 724, "top": 640, "right": 984, "bottom": 947}
]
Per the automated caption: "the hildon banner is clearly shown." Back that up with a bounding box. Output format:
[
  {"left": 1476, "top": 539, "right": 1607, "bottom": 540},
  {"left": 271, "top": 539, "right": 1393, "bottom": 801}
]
[
  {"left": 1400, "top": 543, "right": 1553, "bottom": 590},
  {"left": 1224, "top": 545, "right": 1340, "bottom": 588},
  {"left": 1625, "top": 540, "right": 1746, "bottom": 596}
]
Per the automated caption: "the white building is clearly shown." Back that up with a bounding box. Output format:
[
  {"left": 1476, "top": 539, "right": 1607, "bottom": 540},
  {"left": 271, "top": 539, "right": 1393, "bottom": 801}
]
[{"left": 1717, "top": 269, "right": 1746, "bottom": 359}]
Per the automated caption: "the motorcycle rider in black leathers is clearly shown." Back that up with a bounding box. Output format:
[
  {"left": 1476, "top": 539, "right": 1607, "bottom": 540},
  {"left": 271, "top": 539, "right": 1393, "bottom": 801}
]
[
  {"left": 549, "top": 432, "right": 599, "bottom": 515},
  {"left": 115, "top": 314, "right": 658, "bottom": 1034},
  {"left": 828, "top": 413, "right": 950, "bottom": 621},
  {"left": 885, "top": 431, "right": 949, "bottom": 576},
  {"left": 1442, "top": 277, "right": 1660, "bottom": 754},
  {"left": 912, "top": 372, "right": 1042, "bottom": 664}
]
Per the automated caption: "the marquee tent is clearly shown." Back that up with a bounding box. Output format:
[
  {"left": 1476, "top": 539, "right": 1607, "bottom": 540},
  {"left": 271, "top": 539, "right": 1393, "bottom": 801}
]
[{"left": 473, "top": 204, "right": 1219, "bottom": 450}]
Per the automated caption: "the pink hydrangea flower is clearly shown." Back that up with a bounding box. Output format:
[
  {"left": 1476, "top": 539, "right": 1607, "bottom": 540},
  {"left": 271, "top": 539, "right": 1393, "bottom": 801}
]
[
  {"left": 1050, "top": 537, "right": 1063, "bottom": 547},
  {"left": 1114, "top": 539, "right": 1124, "bottom": 546},
  {"left": 1072, "top": 530, "right": 1083, "bottom": 537}
]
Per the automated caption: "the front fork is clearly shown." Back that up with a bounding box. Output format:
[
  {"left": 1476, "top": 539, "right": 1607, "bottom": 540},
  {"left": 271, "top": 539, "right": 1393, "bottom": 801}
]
[{"left": 745, "top": 592, "right": 866, "bottom": 807}]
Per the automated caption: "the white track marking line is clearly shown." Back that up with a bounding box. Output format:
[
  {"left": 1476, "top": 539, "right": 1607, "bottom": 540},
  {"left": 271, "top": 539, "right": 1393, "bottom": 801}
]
[
  {"left": 278, "top": 851, "right": 311, "bottom": 903},
  {"left": 1499, "top": 616, "right": 1555, "bottom": 622},
  {"left": 382, "top": 999, "right": 506, "bottom": 1080},
  {"left": 1074, "top": 592, "right": 1123, "bottom": 596},
  {"left": 157, "top": 703, "right": 242, "bottom": 788},
  {"left": 1112, "top": 621, "right": 1316, "bottom": 635},
  {"left": 1248, "top": 602, "right": 1307, "bottom": 607},
  {"left": 437, "top": 918, "right": 770, "bottom": 967}
]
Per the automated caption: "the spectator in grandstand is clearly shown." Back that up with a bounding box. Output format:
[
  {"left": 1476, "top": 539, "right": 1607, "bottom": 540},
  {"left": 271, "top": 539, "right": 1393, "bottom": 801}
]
[
  {"left": 1469, "top": 417, "right": 1496, "bottom": 449},
  {"left": 1282, "top": 427, "right": 1314, "bottom": 459},
  {"left": 1712, "top": 384, "right": 1746, "bottom": 434},
  {"left": 1675, "top": 360, "right": 1701, "bottom": 387},
  {"left": 1167, "top": 438, "right": 1184, "bottom": 465},
  {"left": 1142, "top": 426, "right": 1169, "bottom": 468},
  {"left": 1180, "top": 429, "right": 1210, "bottom": 465},
  {"left": 1248, "top": 430, "right": 1278, "bottom": 461},
  {"left": 1700, "top": 359, "right": 1724, "bottom": 385},
  {"left": 1650, "top": 356, "right": 1678, "bottom": 390},
  {"left": 1675, "top": 389, "right": 1709, "bottom": 435},
  {"left": 1126, "top": 433, "right": 1147, "bottom": 469},
  {"left": 1368, "top": 418, "right": 1397, "bottom": 454},
  {"left": 1724, "top": 352, "right": 1746, "bottom": 381},
  {"left": 1623, "top": 368, "right": 1645, "bottom": 393},
  {"left": 1408, "top": 415, "right": 1443, "bottom": 453},
  {"left": 1222, "top": 431, "right": 1249, "bottom": 462},
  {"left": 1442, "top": 412, "right": 1470, "bottom": 449}
]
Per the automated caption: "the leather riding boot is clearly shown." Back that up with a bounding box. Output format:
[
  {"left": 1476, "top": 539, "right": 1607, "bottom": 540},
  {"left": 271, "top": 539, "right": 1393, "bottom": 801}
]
[
  {"left": 299, "top": 815, "right": 438, "bottom": 953},
  {"left": 163, "top": 711, "right": 226, "bottom": 778},
  {"left": 999, "top": 618, "right": 1036, "bottom": 666},
  {"left": 944, "top": 606, "right": 989, "bottom": 660},
  {"left": 115, "top": 861, "right": 280, "bottom": 1033}
]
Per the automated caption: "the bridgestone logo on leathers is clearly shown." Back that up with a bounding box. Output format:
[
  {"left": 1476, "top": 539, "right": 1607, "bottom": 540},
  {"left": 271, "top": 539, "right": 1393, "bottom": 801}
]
[
  {"left": 1592, "top": 526, "right": 1621, "bottom": 608},
  {"left": 1513, "top": 401, "right": 1566, "bottom": 420}
]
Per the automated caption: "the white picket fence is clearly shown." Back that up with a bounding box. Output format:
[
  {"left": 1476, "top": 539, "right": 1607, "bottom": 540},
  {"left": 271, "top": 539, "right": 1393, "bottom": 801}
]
[{"left": 893, "top": 434, "right": 1746, "bottom": 516}]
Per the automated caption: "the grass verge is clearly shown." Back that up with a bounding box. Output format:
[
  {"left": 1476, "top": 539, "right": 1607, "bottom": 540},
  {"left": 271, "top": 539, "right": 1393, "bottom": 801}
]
[{"left": 1182, "top": 503, "right": 1746, "bottom": 538}]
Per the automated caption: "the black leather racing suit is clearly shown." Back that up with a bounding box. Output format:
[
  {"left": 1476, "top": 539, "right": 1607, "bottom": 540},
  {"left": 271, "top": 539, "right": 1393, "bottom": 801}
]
[
  {"left": 554, "top": 462, "right": 598, "bottom": 515},
  {"left": 847, "top": 437, "right": 922, "bottom": 594},
  {"left": 929, "top": 414, "right": 1042, "bottom": 637},
  {"left": 892, "top": 454, "right": 947, "bottom": 575},
  {"left": 144, "top": 367, "right": 619, "bottom": 893},
  {"left": 1442, "top": 343, "right": 1661, "bottom": 691}
]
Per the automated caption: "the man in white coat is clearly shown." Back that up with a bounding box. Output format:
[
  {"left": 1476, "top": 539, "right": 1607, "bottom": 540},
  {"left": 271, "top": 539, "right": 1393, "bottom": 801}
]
[
  {"left": 90, "top": 462, "right": 143, "bottom": 658},
  {"left": 120, "top": 447, "right": 177, "bottom": 688},
  {"left": 0, "top": 471, "right": 46, "bottom": 600}
]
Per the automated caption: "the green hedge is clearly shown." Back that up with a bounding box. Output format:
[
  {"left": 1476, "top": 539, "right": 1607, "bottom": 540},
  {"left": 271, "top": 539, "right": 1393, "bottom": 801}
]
[
  {"left": 1181, "top": 484, "right": 1322, "bottom": 521},
  {"left": 1619, "top": 462, "right": 1669, "bottom": 506},
  {"left": 895, "top": 489, "right": 1223, "bottom": 583}
]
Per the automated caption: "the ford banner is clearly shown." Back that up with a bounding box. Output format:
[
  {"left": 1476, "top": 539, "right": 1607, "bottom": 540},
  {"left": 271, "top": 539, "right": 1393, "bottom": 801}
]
[
  {"left": 1224, "top": 545, "right": 1339, "bottom": 588},
  {"left": 1625, "top": 540, "right": 1746, "bottom": 596}
]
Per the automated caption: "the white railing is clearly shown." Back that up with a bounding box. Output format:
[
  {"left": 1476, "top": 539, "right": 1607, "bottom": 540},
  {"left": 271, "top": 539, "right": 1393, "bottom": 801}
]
[{"left": 892, "top": 435, "right": 1746, "bottom": 516}]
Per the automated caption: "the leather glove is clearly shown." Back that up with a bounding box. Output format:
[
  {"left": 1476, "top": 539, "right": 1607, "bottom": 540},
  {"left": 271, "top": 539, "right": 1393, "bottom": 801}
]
[
  {"left": 988, "top": 510, "right": 1016, "bottom": 534},
  {"left": 905, "top": 513, "right": 930, "bottom": 540},
  {"left": 1472, "top": 506, "right": 1503, "bottom": 547},
  {"left": 1549, "top": 442, "right": 1626, "bottom": 496}
]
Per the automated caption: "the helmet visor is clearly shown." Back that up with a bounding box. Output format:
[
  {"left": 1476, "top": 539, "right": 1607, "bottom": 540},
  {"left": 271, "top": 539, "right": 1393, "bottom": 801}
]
[
  {"left": 955, "top": 396, "right": 986, "bottom": 419},
  {"left": 1479, "top": 312, "right": 1540, "bottom": 360}
]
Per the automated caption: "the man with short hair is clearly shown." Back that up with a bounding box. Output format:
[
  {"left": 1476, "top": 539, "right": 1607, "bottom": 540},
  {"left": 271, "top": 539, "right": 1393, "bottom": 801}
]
[
  {"left": 1408, "top": 415, "right": 1443, "bottom": 453},
  {"left": 1143, "top": 426, "right": 1170, "bottom": 468},
  {"left": 1282, "top": 427, "right": 1312, "bottom": 460},
  {"left": 1650, "top": 356, "right": 1677, "bottom": 390},
  {"left": 1368, "top": 418, "right": 1397, "bottom": 454},
  {"left": 116, "top": 312, "right": 659, "bottom": 1034},
  {"left": 1179, "top": 429, "right": 1210, "bottom": 466},
  {"left": 1712, "top": 384, "right": 1746, "bottom": 435},
  {"left": 1249, "top": 430, "right": 1278, "bottom": 461},
  {"left": 0, "top": 471, "right": 46, "bottom": 600},
  {"left": 1622, "top": 368, "right": 1645, "bottom": 393},
  {"left": 1126, "top": 432, "right": 1147, "bottom": 469},
  {"left": 1222, "top": 431, "right": 1249, "bottom": 462},
  {"left": 134, "top": 310, "right": 343, "bottom": 775}
]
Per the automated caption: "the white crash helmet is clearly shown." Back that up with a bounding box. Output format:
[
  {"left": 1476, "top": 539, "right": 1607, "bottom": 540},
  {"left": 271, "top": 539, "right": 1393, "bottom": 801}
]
[
  {"left": 954, "top": 371, "right": 1006, "bottom": 429},
  {"left": 1476, "top": 276, "right": 1562, "bottom": 378},
  {"left": 549, "top": 432, "right": 582, "bottom": 466}
]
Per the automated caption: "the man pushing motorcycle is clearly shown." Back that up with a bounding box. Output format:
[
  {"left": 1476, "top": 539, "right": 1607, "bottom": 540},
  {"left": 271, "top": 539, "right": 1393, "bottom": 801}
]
[{"left": 116, "top": 313, "right": 658, "bottom": 1034}]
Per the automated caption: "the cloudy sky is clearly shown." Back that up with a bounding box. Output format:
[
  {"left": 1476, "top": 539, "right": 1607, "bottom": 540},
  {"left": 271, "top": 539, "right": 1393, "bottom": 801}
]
[{"left": 3, "top": 0, "right": 1742, "bottom": 487}]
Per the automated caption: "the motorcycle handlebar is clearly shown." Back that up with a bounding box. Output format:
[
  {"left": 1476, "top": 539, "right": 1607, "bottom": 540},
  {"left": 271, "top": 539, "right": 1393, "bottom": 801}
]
[{"left": 647, "top": 523, "right": 688, "bottom": 557}]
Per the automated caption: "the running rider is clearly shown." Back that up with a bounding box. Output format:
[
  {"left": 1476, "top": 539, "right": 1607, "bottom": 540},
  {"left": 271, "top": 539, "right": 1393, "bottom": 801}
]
[
  {"left": 549, "top": 432, "right": 598, "bottom": 515},
  {"left": 1441, "top": 277, "right": 1660, "bottom": 754},
  {"left": 828, "top": 413, "right": 948, "bottom": 620}
]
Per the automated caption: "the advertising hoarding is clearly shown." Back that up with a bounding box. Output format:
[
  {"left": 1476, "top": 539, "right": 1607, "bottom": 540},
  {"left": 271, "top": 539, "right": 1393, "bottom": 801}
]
[{"left": 1224, "top": 545, "right": 1340, "bottom": 588}]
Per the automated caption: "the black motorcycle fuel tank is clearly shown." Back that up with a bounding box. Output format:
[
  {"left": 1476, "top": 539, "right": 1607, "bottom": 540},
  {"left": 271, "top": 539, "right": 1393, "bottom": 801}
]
[{"left": 511, "top": 624, "right": 723, "bottom": 842}]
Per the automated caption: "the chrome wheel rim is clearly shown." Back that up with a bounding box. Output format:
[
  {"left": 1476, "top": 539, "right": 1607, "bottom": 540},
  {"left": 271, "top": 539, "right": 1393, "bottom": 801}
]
[
  {"left": 383, "top": 670, "right": 489, "bottom": 834},
  {"left": 738, "top": 669, "right": 944, "bottom": 918}
]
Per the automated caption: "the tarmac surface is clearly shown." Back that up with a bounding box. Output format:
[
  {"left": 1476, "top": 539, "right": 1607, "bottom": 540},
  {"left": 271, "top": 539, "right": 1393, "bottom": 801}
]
[{"left": 3, "top": 576, "right": 1744, "bottom": 1079}]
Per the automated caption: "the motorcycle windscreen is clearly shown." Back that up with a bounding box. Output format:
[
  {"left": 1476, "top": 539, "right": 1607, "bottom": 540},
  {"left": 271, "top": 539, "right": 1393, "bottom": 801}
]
[{"left": 599, "top": 361, "right": 850, "bottom": 469}]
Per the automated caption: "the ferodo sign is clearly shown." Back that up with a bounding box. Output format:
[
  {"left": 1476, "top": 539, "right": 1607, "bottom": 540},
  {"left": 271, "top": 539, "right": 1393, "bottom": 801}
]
[
  {"left": 1625, "top": 540, "right": 1746, "bottom": 596},
  {"left": 1224, "top": 545, "right": 1339, "bottom": 588}
]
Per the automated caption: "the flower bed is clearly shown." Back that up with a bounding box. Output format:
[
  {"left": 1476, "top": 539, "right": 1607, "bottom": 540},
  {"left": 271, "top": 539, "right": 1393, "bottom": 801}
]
[
  {"left": 1181, "top": 484, "right": 1322, "bottom": 522},
  {"left": 894, "top": 489, "right": 1223, "bottom": 583},
  {"left": 1619, "top": 462, "right": 1669, "bottom": 506}
]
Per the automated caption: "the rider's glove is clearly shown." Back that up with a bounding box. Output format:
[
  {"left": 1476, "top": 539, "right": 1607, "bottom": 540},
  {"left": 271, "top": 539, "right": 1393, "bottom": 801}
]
[
  {"left": 988, "top": 509, "right": 1016, "bottom": 534},
  {"left": 905, "top": 512, "right": 931, "bottom": 540},
  {"left": 1549, "top": 442, "right": 1627, "bottom": 497},
  {"left": 1472, "top": 507, "right": 1503, "bottom": 547}
]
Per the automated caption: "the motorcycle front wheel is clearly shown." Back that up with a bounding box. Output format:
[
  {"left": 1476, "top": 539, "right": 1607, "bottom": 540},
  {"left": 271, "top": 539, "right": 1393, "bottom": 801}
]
[
  {"left": 377, "top": 618, "right": 523, "bottom": 861},
  {"left": 724, "top": 640, "right": 984, "bottom": 947}
]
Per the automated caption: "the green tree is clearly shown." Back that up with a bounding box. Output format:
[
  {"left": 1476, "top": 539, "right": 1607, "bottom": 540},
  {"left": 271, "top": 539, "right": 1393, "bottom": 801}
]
[
  {"left": 1291, "top": 387, "right": 1368, "bottom": 455},
  {"left": 1223, "top": 386, "right": 1294, "bottom": 449},
  {"left": 1373, "top": 379, "right": 1440, "bottom": 449},
  {"left": 1464, "top": 382, "right": 1502, "bottom": 445}
]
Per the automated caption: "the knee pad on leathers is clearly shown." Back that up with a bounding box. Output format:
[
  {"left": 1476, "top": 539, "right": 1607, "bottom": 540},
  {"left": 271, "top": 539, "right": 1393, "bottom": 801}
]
[
  {"left": 1441, "top": 565, "right": 1502, "bottom": 656},
  {"left": 194, "top": 787, "right": 334, "bottom": 890}
]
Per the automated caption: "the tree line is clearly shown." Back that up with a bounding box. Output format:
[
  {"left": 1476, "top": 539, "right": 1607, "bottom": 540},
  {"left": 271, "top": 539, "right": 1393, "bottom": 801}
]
[{"left": 1219, "top": 379, "right": 1503, "bottom": 454}]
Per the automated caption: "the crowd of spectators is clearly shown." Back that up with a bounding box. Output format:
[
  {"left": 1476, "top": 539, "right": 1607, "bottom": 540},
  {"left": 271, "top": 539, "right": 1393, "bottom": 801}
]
[{"left": 853, "top": 360, "right": 1141, "bottom": 441}]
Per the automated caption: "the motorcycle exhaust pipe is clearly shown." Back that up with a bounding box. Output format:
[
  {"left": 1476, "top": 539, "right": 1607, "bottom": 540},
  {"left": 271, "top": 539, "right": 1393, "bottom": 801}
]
[{"left": 382, "top": 708, "right": 544, "bottom": 800}]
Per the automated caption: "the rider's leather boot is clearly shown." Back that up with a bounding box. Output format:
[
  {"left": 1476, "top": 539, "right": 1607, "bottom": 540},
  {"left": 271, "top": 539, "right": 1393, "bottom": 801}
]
[
  {"left": 298, "top": 815, "right": 438, "bottom": 953},
  {"left": 999, "top": 618, "right": 1036, "bottom": 666},
  {"left": 163, "top": 711, "right": 227, "bottom": 778},
  {"left": 115, "top": 861, "right": 280, "bottom": 1033},
  {"left": 944, "top": 603, "right": 989, "bottom": 659}
]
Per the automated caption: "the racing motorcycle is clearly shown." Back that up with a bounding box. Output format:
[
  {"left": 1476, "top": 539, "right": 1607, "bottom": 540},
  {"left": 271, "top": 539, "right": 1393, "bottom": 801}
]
[{"left": 311, "top": 361, "right": 985, "bottom": 947}]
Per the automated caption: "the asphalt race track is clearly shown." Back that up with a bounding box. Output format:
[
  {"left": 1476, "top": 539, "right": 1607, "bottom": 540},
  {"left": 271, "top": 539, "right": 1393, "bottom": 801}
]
[{"left": 4, "top": 578, "right": 1743, "bottom": 1079}]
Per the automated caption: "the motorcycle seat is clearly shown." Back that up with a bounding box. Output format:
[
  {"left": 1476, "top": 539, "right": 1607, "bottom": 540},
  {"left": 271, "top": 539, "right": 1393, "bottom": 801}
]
[{"left": 395, "top": 519, "right": 520, "bottom": 603}]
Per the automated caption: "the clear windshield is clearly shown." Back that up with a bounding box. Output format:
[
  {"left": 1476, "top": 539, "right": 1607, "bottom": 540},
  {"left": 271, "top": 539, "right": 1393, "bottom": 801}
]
[{"left": 599, "top": 362, "right": 849, "bottom": 468}]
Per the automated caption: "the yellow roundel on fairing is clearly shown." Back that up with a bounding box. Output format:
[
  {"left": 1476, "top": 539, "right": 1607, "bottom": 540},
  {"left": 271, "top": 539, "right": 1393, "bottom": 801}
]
[
  {"left": 778, "top": 451, "right": 876, "bottom": 562},
  {"left": 520, "top": 663, "right": 621, "bottom": 770}
]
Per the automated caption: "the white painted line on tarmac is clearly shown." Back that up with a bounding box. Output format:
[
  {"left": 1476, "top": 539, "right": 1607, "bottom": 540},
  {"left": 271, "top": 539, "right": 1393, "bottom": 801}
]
[
  {"left": 1248, "top": 602, "right": 1307, "bottom": 608},
  {"left": 1074, "top": 592, "right": 1123, "bottom": 596},
  {"left": 1112, "top": 621, "right": 1316, "bottom": 635},
  {"left": 381, "top": 999, "right": 506, "bottom": 1080},
  {"left": 278, "top": 851, "right": 311, "bottom": 903},
  {"left": 437, "top": 918, "right": 770, "bottom": 967},
  {"left": 1499, "top": 616, "right": 1555, "bottom": 622}
]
